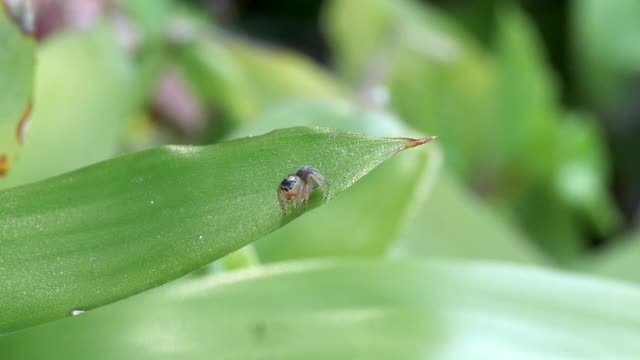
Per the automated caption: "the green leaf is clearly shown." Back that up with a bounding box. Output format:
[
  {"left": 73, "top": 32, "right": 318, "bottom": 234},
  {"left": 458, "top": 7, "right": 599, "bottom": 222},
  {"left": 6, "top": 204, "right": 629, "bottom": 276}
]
[
  {"left": 323, "top": 0, "right": 392, "bottom": 84},
  {"left": 391, "top": 172, "right": 546, "bottom": 264},
  {"left": 324, "top": 0, "right": 570, "bottom": 262},
  {"left": 0, "top": 3, "right": 35, "bottom": 177},
  {"left": 325, "top": 0, "right": 496, "bottom": 178},
  {"left": 2, "top": 260, "right": 640, "bottom": 359},
  {"left": 178, "top": 36, "right": 256, "bottom": 122},
  {"left": 491, "top": 5, "right": 583, "bottom": 262},
  {"left": 230, "top": 99, "right": 440, "bottom": 260},
  {"left": 573, "top": 0, "right": 640, "bottom": 106},
  {"left": 554, "top": 112, "right": 622, "bottom": 237},
  {"left": 226, "top": 40, "right": 346, "bottom": 107},
  {"left": 179, "top": 35, "right": 345, "bottom": 124},
  {"left": 118, "top": 0, "right": 173, "bottom": 41},
  {"left": 492, "top": 4, "right": 558, "bottom": 183},
  {"left": 324, "top": 0, "right": 481, "bottom": 85},
  {"left": 511, "top": 187, "right": 585, "bottom": 264},
  {"left": 0, "top": 127, "right": 433, "bottom": 333},
  {"left": 585, "top": 232, "right": 640, "bottom": 283},
  {"left": 0, "top": 26, "right": 137, "bottom": 189}
]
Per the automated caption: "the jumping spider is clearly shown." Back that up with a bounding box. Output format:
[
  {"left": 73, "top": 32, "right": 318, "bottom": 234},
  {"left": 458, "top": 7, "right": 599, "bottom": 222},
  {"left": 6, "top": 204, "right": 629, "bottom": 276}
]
[{"left": 277, "top": 165, "right": 326, "bottom": 215}]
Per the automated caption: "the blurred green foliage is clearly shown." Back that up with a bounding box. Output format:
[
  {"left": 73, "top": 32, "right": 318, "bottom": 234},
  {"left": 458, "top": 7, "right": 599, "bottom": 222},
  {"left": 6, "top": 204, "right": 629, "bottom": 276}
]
[
  {"left": 2, "top": 0, "right": 640, "bottom": 357},
  {"left": 0, "top": 3, "right": 34, "bottom": 177},
  {"left": 326, "top": 0, "right": 622, "bottom": 263},
  {"left": 573, "top": 0, "right": 640, "bottom": 108},
  {"left": 179, "top": 35, "right": 345, "bottom": 125},
  {"left": 1, "top": 26, "right": 138, "bottom": 189},
  {"left": 4, "top": 260, "right": 640, "bottom": 359}
]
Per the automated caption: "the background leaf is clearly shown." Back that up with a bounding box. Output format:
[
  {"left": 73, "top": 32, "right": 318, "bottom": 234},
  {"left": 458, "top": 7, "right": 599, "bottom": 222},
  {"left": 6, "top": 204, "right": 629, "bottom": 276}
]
[
  {"left": 325, "top": 0, "right": 495, "bottom": 178},
  {"left": 0, "top": 26, "right": 137, "bottom": 189},
  {"left": 573, "top": 0, "right": 640, "bottom": 107},
  {"left": 0, "top": 3, "right": 35, "bottom": 177},
  {"left": 178, "top": 34, "right": 345, "bottom": 126},
  {"left": 572, "top": 0, "right": 640, "bottom": 227},
  {"left": 0, "top": 126, "right": 431, "bottom": 332},
  {"left": 490, "top": 4, "right": 579, "bottom": 262},
  {"left": 390, "top": 172, "right": 546, "bottom": 264},
  {"left": 554, "top": 112, "right": 622, "bottom": 238},
  {"left": 585, "top": 231, "right": 640, "bottom": 283},
  {"left": 492, "top": 4, "right": 557, "bottom": 184},
  {"left": 2, "top": 260, "right": 640, "bottom": 359}
]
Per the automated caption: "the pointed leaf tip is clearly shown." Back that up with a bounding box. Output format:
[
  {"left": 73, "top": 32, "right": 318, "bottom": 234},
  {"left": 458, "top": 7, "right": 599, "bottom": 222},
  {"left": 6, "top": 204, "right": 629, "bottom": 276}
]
[{"left": 399, "top": 135, "right": 437, "bottom": 151}]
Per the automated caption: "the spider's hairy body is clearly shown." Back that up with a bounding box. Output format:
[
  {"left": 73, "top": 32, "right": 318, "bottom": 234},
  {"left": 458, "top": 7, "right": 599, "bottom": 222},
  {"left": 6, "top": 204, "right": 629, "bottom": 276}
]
[{"left": 277, "top": 165, "right": 326, "bottom": 215}]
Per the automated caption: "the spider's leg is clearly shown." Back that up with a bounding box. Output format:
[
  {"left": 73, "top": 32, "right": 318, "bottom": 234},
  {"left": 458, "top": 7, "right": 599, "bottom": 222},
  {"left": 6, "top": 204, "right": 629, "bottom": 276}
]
[
  {"left": 302, "top": 183, "right": 311, "bottom": 207},
  {"left": 278, "top": 195, "right": 288, "bottom": 215},
  {"left": 294, "top": 185, "right": 306, "bottom": 211},
  {"left": 307, "top": 173, "right": 327, "bottom": 199}
]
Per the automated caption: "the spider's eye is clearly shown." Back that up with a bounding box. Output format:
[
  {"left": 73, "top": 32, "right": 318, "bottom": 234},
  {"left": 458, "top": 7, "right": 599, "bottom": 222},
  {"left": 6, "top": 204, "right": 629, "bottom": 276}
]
[{"left": 280, "top": 177, "right": 297, "bottom": 191}]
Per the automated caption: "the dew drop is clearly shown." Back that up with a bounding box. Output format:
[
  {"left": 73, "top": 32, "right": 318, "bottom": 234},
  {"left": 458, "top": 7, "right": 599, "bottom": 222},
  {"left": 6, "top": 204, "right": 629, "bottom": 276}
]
[
  {"left": 71, "top": 309, "right": 85, "bottom": 316},
  {"left": 199, "top": 235, "right": 204, "bottom": 240},
  {"left": 150, "top": 200, "right": 155, "bottom": 205}
]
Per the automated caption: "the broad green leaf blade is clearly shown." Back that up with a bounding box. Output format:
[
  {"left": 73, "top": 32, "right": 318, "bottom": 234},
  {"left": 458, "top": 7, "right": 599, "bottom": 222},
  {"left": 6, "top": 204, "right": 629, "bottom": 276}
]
[
  {"left": 2, "top": 260, "right": 640, "bottom": 359},
  {"left": 390, "top": 172, "right": 546, "bottom": 264},
  {"left": 0, "top": 2, "right": 35, "bottom": 177},
  {"left": 231, "top": 99, "right": 441, "bottom": 260},
  {"left": 0, "top": 25, "right": 137, "bottom": 189},
  {"left": 0, "top": 127, "right": 432, "bottom": 333}
]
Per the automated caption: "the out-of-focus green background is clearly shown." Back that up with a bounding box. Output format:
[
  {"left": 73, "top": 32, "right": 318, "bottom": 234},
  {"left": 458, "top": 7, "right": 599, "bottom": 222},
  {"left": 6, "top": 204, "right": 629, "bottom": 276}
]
[{"left": 2, "top": 0, "right": 640, "bottom": 358}]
